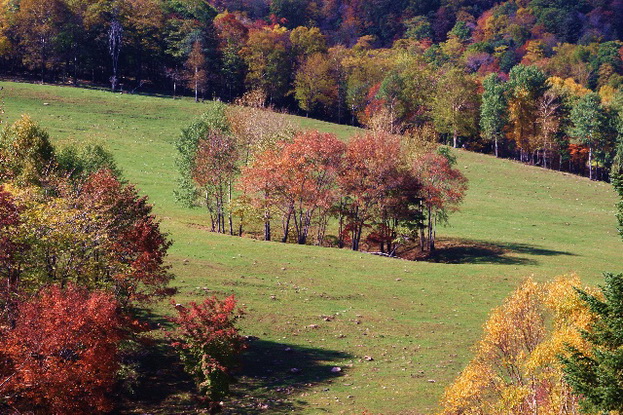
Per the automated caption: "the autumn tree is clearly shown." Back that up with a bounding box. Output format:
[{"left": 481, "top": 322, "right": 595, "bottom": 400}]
[
  {"left": 240, "top": 25, "right": 293, "bottom": 104},
  {"left": 294, "top": 52, "right": 339, "bottom": 117},
  {"left": 338, "top": 131, "right": 406, "bottom": 251},
  {"left": 273, "top": 130, "right": 345, "bottom": 245},
  {"left": 506, "top": 65, "right": 548, "bottom": 162},
  {"left": 0, "top": 115, "right": 54, "bottom": 185},
  {"left": 535, "top": 89, "right": 563, "bottom": 169},
  {"left": 411, "top": 151, "right": 467, "bottom": 252},
  {"left": 238, "top": 147, "right": 283, "bottom": 241},
  {"left": 0, "top": 284, "right": 124, "bottom": 414},
  {"left": 192, "top": 131, "right": 239, "bottom": 234},
  {"left": 430, "top": 67, "right": 480, "bottom": 148},
  {"left": 13, "top": 0, "right": 68, "bottom": 82},
  {"left": 214, "top": 12, "right": 248, "bottom": 100},
  {"left": 439, "top": 276, "right": 594, "bottom": 414},
  {"left": 186, "top": 40, "right": 208, "bottom": 102},
  {"left": 175, "top": 102, "right": 230, "bottom": 207},
  {"left": 77, "top": 168, "right": 173, "bottom": 306},
  {"left": 168, "top": 295, "right": 245, "bottom": 413}
]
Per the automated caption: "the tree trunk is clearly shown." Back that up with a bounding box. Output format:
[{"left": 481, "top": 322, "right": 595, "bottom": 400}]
[
  {"left": 453, "top": 129, "right": 458, "bottom": 148},
  {"left": 264, "top": 217, "right": 271, "bottom": 241},
  {"left": 588, "top": 145, "right": 593, "bottom": 180},
  {"left": 494, "top": 136, "right": 499, "bottom": 157},
  {"left": 282, "top": 207, "right": 292, "bottom": 243},
  {"left": 194, "top": 67, "right": 199, "bottom": 103}
]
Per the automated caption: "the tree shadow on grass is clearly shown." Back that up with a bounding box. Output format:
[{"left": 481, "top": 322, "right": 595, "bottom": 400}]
[
  {"left": 225, "top": 338, "right": 352, "bottom": 414},
  {"left": 116, "top": 338, "right": 201, "bottom": 415},
  {"left": 419, "top": 238, "right": 576, "bottom": 265}
]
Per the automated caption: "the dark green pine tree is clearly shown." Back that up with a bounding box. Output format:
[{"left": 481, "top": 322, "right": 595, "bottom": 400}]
[
  {"left": 612, "top": 145, "right": 623, "bottom": 240},
  {"left": 561, "top": 272, "right": 623, "bottom": 413}
]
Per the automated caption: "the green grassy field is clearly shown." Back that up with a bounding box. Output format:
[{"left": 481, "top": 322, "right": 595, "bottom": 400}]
[{"left": 1, "top": 81, "right": 620, "bottom": 414}]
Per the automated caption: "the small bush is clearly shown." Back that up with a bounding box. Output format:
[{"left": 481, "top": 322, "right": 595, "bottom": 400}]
[{"left": 168, "top": 295, "right": 246, "bottom": 412}]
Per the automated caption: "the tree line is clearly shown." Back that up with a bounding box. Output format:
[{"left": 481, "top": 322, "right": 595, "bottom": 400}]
[
  {"left": 3, "top": 0, "right": 623, "bottom": 179},
  {"left": 176, "top": 102, "right": 467, "bottom": 254}
]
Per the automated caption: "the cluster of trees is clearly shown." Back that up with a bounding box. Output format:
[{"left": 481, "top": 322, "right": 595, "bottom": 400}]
[
  {"left": 440, "top": 271, "right": 623, "bottom": 414},
  {"left": 176, "top": 103, "right": 467, "bottom": 254},
  {"left": 440, "top": 158, "right": 623, "bottom": 413},
  {"left": 0, "top": 115, "right": 245, "bottom": 413},
  {"left": 3, "top": 0, "right": 623, "bottom": 178}
]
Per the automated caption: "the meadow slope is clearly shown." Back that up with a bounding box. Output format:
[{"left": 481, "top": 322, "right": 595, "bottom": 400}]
[{"left": 1, "top": 81, "right": 620, "bottom": 414}]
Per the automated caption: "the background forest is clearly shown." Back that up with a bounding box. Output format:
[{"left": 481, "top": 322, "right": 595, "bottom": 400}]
[{"left": 3, "top": 0, "right": 623, "bottom": 178}]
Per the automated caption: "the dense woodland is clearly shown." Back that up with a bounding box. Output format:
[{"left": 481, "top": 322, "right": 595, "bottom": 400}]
[{"left": 3, "top": 0, "right": 623, "bottom": 178}]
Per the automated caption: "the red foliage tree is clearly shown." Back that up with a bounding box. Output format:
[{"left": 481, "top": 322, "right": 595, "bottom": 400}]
[
  {"left": 78, "top": 169, "right": 173, "bottom": 305},
  {"left": 168, "top": 295, "right": 246, "bottom": 413},
  {"left": 0, "top": 284, "right": 124, "bottom": 414},
  {"left": 276, "top": 131, "right": 345, "bottom": 244},
  {"left": 411, "top": 152, "right": 468, "bottom": 251},
  {"left": 338, "top": 131, "right": 407, "bottom": 250},
  {"left": 238, "top": 147, "right": 283, "bottom": 241}
]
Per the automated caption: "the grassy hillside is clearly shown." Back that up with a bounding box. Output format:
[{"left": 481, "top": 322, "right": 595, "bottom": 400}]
[{"left": 1, "top": 81, "right": 620, "bottom": 414}]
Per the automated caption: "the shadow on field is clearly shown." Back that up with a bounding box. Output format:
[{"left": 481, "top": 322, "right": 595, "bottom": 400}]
[
  {"left": 425, "top": 238, "right": 575, "bottom": 265},
  {"left": 225, "top": 338, "right": 352, "bottom": 414},
  {"left": 118, "top": 339, "right": 201, "bottom": 415}
]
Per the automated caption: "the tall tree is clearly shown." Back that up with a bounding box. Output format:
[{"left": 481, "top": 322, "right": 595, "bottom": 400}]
[
  {"left": 569, "top": 92, "right": 607, "bottom": 180},
  {"left": 186, "top": 40, "right": 208, "bottom": 102},
  {"left": 240, "top": 25, "right": 292, "bottom": 104},
  {"left": 431, "top": 67, "right": 480, "bottom": 148},
  {"left": 192, "top": 131, "right": 239, "bottom": 234},
  {"left": 480, "top": 73, "right": 507, "bottom": 157},
  {"left": 561, "top": 272, "right": 623, "bottom": 413},
  {"left": 506, "top": 64, "right": 547, "bottom": 162}
]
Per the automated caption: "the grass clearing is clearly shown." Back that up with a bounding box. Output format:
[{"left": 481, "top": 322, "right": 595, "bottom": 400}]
[{"left": 1, "top": 81, "right": 620, "bottom": 413}]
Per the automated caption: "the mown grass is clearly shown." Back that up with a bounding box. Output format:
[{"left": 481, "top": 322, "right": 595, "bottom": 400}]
[{"left": 1, "top": 81, "right": 620, "bottom": 414}]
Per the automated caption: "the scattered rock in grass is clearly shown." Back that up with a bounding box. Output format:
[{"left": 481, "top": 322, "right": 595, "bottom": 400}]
[
  {"left": 270, "top": 295, "right": 277, "bottom": 300},
  {"left": 331, "top": 367, "right": 341, "bottom": 373},
  {"left": 290, "top": 368, "right": 301, "bottom": 374},
  {"left": 308, "top": 324, "right": 319, "bottom": 329},
  {"left": 428, "top": 379, "right": 436, "bottom": 383},
  {"left": 396, "top": 278, "right": 402, "bottom": 281},
  {"left": 284, "top": 347, "right": 292, "bottom": 352},
  {"left": 364, "top": 356, "right": 374, "bottom": 361}
]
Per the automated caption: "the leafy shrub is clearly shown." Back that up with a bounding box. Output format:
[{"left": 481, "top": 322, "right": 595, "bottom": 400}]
[{"left": 168, "top": 295, "right": 246, "bottom": 412}]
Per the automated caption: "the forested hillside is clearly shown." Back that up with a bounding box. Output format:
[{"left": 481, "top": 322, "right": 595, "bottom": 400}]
[{"left": 2, "top": 0, "right": 623, "bottom": 179}]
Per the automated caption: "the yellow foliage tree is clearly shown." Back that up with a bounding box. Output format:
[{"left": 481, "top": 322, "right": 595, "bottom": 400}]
[{"left": 438, "top": 276, "right": 596, "bottom": 415}]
